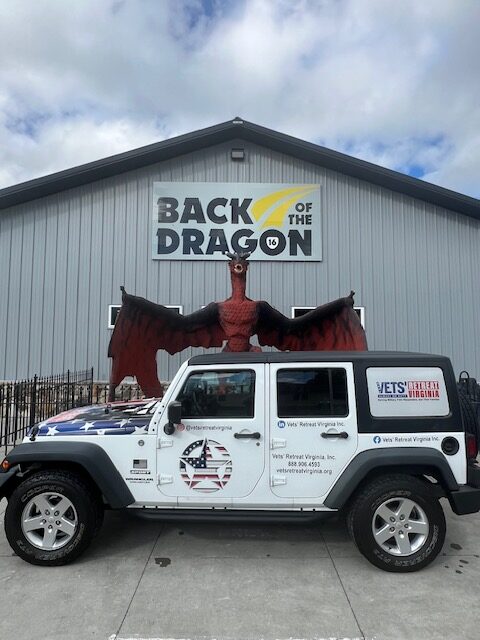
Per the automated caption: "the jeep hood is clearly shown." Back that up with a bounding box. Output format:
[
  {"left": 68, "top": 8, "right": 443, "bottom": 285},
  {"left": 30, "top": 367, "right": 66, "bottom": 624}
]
[{"left": 29, "top": 399, "right": 160, "bottom": 438}]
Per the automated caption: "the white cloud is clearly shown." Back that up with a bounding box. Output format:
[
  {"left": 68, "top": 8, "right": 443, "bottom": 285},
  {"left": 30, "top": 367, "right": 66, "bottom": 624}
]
[
  {"left": 423, "top": 133, "right": 480, "bottom": 194},
  {"left": 0, "top": 116, "right": 161, "bottom": 187},
  {"left": 0, "top": 0, "right": 479, "bottom": 197}
]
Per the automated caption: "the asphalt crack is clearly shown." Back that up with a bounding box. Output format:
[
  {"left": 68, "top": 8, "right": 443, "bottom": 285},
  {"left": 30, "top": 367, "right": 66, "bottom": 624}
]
[
  {"left": 114, "top": 525, "right": 165, "bottom": 637},
  {"left": 321, "top": 528, "right": 366, "bottom": 639}
]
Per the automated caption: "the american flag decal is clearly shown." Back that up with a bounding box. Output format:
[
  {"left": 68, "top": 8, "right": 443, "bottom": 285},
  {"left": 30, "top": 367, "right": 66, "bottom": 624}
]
[{"left": 179, "top": 439, "right": 232, "bottom": 493}]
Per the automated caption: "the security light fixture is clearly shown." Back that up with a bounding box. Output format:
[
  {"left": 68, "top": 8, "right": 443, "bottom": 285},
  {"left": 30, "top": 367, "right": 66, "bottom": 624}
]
[{"left": 231, "top": 148, "right": 245, "bottom": 161}]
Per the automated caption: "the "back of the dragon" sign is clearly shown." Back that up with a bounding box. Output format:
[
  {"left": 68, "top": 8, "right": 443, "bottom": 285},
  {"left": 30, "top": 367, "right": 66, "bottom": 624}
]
[{"left": 152, "top": 182, "right": 322, "bottom": 261}]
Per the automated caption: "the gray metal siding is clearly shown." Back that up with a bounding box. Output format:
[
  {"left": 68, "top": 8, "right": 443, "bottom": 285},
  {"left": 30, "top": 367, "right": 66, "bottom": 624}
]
[{"left": 1, "top": 138, "right": 479, "bottom": 383}]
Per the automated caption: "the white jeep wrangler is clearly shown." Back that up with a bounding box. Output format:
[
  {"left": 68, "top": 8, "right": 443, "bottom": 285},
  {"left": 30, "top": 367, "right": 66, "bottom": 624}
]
[{"left": 2, "top": 351, "right": 480, "bottom": 572}]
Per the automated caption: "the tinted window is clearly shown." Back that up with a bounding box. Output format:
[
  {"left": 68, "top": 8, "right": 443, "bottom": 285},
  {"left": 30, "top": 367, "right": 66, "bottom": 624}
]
[
  {"left": 177, "top": 370, "right": 255, "bottom": 418},
  {"left": 277, "top": 368, "right": 348, "bottom": 417}
]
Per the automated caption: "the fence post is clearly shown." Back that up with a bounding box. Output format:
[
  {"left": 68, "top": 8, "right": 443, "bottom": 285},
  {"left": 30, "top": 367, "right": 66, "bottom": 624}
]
[
  {"left": 68, "top": 369, "right": 74, "bottom": 407},
  {"left": 29, "top": 375, "right": 38, "bottom": 427},
  {"left": 88, "top": 367, "right": 94, "bottom": 404},
  {"left": 4, "top": 385, "right": 11, "bottom": 455},
  {"left": 13, "top": 383, "right": 20, "bottom": 442}
]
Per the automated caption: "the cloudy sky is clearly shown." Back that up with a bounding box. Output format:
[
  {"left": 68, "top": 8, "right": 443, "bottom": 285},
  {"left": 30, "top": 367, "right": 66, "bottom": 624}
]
[{"left": 1, "top": 0, "right": 479, "bottom": 197}]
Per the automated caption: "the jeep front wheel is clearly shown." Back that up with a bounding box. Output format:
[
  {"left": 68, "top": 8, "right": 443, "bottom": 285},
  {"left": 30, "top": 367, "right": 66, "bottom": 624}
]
[
  {"left": 5, "top": 470, "right": 100, "bottom": 566},
  {"left": 347, "top": 474, "right": 446, "bottom": 572}
]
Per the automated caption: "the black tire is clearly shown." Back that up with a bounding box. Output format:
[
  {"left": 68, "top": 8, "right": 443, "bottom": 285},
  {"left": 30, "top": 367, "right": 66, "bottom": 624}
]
[
  {"left": 5, "top": 470, "right": 101, "bottom": 566},
  {"left": 347, "top": 474, "right": 446, "bottom": 572}
]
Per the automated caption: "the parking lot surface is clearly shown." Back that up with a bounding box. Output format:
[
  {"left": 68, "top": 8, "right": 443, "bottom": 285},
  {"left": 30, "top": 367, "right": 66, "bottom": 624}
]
[{"left": 1, "top": 497, "right": 479, "bottom": 640}]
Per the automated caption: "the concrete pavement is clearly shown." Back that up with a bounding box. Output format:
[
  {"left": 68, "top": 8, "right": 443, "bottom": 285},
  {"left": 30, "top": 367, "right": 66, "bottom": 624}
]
[{"left": 1, "top": 500, "right": 479, "bottom": 640}]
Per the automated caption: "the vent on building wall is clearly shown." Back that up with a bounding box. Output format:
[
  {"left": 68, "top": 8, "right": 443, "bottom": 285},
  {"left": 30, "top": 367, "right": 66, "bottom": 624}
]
[
  {"left": 108, "top": 305, "right": 121, "bottom": 329},
  {"left": 165, "top": 305, "right": 183, "bottom": 315},
  {"left": 291, "top": 305, "right": 365, "bottom": 329},
  {"left": 108, "top": 304, "right": 183, "bottom": 329}
]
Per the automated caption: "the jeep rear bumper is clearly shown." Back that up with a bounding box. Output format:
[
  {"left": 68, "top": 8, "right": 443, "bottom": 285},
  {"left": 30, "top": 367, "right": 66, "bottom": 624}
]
[{"left": 447, "top": 463, "right": 480, "bottom": 515}]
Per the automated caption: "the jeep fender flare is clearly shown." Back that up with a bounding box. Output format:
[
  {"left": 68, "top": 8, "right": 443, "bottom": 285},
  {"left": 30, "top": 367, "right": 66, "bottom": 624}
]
[
  {"left": 324, "top": 447, "right": 459, "bottom": 509},
  {"left": 1, "top": 441, "right": 135, "bottom": 508}
]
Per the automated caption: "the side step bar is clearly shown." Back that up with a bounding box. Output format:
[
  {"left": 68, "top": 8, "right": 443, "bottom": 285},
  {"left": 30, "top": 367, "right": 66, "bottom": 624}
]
[{"left": 127, "top": 507, "right": 336, "bottom": 524}]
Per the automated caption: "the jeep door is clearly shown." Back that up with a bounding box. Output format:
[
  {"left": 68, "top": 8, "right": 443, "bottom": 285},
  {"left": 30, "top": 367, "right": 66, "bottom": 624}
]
[
  {"left": 269, "top": 362, "right": 358, "bottom": 500},
  {"left": 157, "top": 364, "right": 265, "bottom": 505}
]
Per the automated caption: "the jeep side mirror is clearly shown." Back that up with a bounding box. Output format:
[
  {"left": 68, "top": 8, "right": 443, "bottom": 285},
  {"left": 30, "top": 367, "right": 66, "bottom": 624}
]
[
  {"left": 164, "top": 401, "right": 182, "bottom": 435},
  {"left": 168, "top": 401, "right": 182, "bottom": 424}
]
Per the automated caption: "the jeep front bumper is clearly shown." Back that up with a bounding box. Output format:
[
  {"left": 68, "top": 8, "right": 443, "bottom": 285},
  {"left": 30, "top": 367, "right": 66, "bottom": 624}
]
[{"left": 0, "top": 466, "right": 19, "bottom": 499}]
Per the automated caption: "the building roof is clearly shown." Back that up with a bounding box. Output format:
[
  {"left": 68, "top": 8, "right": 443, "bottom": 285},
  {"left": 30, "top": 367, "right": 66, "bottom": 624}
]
[{"left": 1, "top": 117, "right": 479, "bottom": 218}]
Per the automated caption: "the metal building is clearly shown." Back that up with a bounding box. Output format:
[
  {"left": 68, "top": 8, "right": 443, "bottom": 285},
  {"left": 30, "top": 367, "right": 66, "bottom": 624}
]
[{"left": 1, "top": 117, "right": 479, "bottom": 383}]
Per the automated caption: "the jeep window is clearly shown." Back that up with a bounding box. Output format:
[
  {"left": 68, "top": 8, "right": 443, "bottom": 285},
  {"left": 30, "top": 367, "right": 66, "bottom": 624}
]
[
  {"left": 177, "top": 370, "right": 255, "bottom": 418},
  {"left": 277, "top": 368, "right": 348, "bottom": 418}
]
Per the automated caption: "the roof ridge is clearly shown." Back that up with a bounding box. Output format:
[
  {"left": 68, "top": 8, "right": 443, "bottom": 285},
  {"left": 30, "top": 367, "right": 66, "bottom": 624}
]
[{"left": 1, "top": 118, "right": 479, "bottom": 219}]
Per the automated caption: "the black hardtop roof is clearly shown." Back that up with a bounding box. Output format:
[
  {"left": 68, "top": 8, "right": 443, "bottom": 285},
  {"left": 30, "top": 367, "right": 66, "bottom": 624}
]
[
  {"left": 188, "top": 351, "right": 451, "bottom": 366},
  {"left": 1, "top": 117, "right": 479, "bottom": 219}
]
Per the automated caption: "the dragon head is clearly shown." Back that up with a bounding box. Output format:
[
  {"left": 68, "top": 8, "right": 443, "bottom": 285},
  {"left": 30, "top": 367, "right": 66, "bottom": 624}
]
[{"left": 225, "top": 251, "right": 250, "bottom": 276}]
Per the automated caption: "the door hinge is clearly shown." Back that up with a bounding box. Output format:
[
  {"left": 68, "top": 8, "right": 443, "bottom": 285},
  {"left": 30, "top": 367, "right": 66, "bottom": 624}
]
[
  {"left": 157, "top": 438, "right": 173, "bottom": 449},
  {"left": 271, "top": 475, "right": 287, "bottom": 486},
  {"left": 271, "top": 438, "right": 286, "bottom": 449},
  {"left": 157, "top": 474, "right": 173, "bottom": 485}
]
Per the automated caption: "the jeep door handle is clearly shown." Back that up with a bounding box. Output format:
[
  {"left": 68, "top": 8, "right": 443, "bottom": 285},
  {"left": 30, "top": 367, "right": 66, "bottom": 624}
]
[
  {"left": 234, "top": 431, "right": 261, "bottom": 439},
  {"left": 321, "top": 431, "right": 349, "bottom": 439}
]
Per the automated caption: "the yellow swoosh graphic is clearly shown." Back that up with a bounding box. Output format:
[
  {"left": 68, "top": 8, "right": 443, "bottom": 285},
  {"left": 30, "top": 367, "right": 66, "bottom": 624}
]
[
  {"left": 251, "top": 186, "right": 312, "bottom": 222},
  {"left": 261, "top": 186, "right": 317, "bottom": 229}
]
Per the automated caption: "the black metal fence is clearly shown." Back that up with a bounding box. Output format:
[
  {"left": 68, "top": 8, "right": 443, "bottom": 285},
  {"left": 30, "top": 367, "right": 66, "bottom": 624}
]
[
  {"left": 91, "top": 382, "right": 145, "bottom": 405},
  {"left": 0, "top": 369, "right": 164, "bottom": 456},
  {"left": 0, "top": 369, "right": 94, "bottom": 456}
]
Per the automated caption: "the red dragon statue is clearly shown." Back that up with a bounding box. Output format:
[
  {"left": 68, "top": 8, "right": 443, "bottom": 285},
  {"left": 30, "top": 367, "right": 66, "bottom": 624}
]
[{"left": 108, "top": 252, "right": 367, "bottom": 398}]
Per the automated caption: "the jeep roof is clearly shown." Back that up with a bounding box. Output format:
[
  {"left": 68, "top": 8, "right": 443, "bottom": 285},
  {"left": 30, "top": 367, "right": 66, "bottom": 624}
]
[{"left": 189, "top": 351, "right": 452, "bottom": 366}]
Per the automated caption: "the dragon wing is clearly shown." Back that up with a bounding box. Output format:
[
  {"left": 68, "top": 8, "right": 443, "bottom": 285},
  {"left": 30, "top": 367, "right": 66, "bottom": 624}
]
[
  {"left": 108, "top": 287, "right": 226, "bottom": 397},
  {"left": 255, "top": 292, "right": 367, "bottom": 351}
]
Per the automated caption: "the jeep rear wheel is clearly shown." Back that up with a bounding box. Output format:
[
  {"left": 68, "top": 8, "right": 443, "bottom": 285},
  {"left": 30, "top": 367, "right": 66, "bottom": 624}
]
[
  {"left": 5, "top": 470, "right": 100, "bottom": 566},
  {"left": 347, "top": 474, "right": 446, "bottom": 572}
]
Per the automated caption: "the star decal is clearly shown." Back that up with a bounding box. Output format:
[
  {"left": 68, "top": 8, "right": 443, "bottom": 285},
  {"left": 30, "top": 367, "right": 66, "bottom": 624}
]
[
  {"left": 79, "top": 421, "right": 95, "bottom": 431},
  {"left": 134, "top": 425, "right": 148, "bottom": 434},
  {"left": 179, "top": 439, "right": 232, "bottom": 493}
]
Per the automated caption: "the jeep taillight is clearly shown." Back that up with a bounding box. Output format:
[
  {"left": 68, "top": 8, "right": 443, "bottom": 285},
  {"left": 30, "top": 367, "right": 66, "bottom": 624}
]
[{"left": 466, "top": 433, "right": 477, "bottom": 459}]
